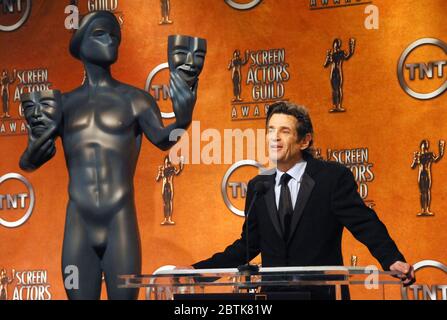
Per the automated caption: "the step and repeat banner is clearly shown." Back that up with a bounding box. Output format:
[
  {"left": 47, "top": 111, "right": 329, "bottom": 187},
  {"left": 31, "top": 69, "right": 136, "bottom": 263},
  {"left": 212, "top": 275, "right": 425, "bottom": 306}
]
[{"left": 0, "top": 0, "right": 446, "bottom": 300}]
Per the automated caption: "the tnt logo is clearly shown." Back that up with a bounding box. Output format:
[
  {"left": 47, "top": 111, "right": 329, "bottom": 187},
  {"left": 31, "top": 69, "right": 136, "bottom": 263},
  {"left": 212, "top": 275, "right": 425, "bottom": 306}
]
[
  {"left": 222, "top": 160, "right": 266, "bottom": 217},
  {"left": 1, "top": 0, "right": 24, "bottom": 14},
  {"left": 0, "top": 0, "right": 31, "bottom": 32},
  {"left": 145, "top": 63, "right": 172, "bottom": 119},
  {"left": 398, "top": 38, "right": 447, "bottom": 100},
  {"left": 228, "top": 181, "right": 248, "bottom": 200},
  {"left": 225, "top": 0, "right": 262, "bottom": 11},
  {"left": 0, "top": 173, "right": 35, "bottom": 228},
  {"left": 401, "top": 260, "right": 447, "bottom": 300},
  {"left": 405, "top": 61, "right": 446, "bottom": 81}
]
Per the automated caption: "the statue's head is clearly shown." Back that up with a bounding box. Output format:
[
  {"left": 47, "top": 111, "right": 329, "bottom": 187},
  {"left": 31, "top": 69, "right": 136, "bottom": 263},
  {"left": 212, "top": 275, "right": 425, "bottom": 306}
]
[
  {"left": 233, "top": 50, "right": 240, "bottom": 58},
  {"left": 70, "top": 11, "right": 121, "bottom": 66},
  {"left": 333, "top": 39, "right": 341, "bottom": 50},
  {"left": 164, "top": 155, "right": 171, "bottom": 166},
  {"left": 420, "top": 140, "right": 429, "bottom": 151},
  {"left": 168, "top": 35, "right": 207, "bottom": 88},
  {"left": 21, "top": 90, "right": 62, "bottom": 137}
]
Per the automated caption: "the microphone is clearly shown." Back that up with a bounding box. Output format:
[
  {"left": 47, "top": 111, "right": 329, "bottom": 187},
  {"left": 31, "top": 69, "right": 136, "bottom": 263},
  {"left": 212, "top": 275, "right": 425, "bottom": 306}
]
[{"left": 238, "top": 181, "right": 269, "bottom": 274}]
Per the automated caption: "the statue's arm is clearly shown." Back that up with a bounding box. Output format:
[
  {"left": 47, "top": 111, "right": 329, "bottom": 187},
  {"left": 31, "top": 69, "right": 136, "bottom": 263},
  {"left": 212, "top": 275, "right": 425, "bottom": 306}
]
[
  {"left": 433, "top": 140, "right": 445, "bottom": 162},
  {"left": 19, "top": 125, "right": 58, "bottom": 172},
  {"left": 344, "top": 38, "right": 356, "bottom": 60},
  {"left": 135, "top": 71, "right": 197, "bottom": 151},
  {"left": 156, "top": 167, "right": 163, "bottom": 181},
  {"left": 242, "top": 50, "right": 250, "bottom": 65},
  {"left": 410, "top": 152, "right": 420, "bottom": 169},
  {"left": 323, "top": 50, "right": 332, "bottom": 68}
]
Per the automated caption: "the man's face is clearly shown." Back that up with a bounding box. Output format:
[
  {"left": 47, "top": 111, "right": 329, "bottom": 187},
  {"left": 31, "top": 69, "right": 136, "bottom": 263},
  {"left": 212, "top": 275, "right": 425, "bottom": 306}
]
[
  {"left": 21, "top": 90, "right": 62, "bottom": 137},
  {"left": 80, "top": 17, "right": 121, "bottom": 66},
  {"left": 267, "top": 113, "right": 308, "bottom": 166},
  {"left": 168, "top": 35, "right": 207, "bottom": 87}
]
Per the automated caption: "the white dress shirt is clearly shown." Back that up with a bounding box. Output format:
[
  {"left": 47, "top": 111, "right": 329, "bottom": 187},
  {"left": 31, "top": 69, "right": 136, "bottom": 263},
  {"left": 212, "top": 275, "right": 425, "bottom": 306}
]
[{"left": 275, "top": 160, "right": 307, "bottom": 210}]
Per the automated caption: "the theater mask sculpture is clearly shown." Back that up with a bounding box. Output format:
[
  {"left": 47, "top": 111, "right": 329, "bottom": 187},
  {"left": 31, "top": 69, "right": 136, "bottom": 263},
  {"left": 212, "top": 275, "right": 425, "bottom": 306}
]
[{"left": 168, "top": 35, "right": 207, "bottom": 89}]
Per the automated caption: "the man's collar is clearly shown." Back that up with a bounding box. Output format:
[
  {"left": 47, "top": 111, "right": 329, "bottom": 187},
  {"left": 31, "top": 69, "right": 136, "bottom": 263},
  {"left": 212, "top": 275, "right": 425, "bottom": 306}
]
[{"left": 275, "top": 160, "right": 307, "bottom": 186}]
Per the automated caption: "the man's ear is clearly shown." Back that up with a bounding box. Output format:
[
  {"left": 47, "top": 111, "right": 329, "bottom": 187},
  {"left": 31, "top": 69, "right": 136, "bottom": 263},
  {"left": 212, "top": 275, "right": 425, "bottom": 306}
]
[{"left": 299, "top": 133, "right": 312, "bottom": 150}]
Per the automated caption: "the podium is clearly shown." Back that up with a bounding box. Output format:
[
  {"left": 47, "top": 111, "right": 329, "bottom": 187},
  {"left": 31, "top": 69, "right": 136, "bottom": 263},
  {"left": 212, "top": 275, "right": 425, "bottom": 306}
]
[{"left": 119, "top": 266, "right": 404, "bottom": 300}]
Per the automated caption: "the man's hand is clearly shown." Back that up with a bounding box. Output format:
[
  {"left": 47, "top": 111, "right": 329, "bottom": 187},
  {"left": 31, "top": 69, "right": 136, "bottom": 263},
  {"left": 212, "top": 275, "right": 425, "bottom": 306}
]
[{"left": 390, "top": 261, "right": 415, "bottom": 286}]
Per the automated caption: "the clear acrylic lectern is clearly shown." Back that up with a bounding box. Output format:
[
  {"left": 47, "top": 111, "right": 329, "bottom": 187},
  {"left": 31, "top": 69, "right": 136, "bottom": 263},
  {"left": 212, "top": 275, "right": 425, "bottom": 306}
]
[{"left": 119, "top": 266, "right": 404, "bottom": 300}]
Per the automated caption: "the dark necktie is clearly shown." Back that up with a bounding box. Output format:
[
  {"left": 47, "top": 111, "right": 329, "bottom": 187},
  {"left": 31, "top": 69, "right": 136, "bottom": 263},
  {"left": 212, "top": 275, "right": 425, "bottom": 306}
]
[{"left": 279, "top": 173, "right": 293, "bottom": 241}]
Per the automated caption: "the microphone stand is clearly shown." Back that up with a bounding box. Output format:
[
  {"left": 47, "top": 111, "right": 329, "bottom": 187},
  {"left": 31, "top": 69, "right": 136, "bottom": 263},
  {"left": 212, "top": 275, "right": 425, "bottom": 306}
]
[
  {"left": 238, "top": 187, "right": 264, "bottom": 274},
  {"left": 237, "top": 181, "right": 269, "bottom": 293}
]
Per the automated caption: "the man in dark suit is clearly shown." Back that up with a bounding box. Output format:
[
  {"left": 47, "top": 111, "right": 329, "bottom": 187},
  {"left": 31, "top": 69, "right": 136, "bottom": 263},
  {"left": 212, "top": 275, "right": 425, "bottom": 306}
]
[{"left": 192, "top": 101, "right": 414, "bottom": 299}]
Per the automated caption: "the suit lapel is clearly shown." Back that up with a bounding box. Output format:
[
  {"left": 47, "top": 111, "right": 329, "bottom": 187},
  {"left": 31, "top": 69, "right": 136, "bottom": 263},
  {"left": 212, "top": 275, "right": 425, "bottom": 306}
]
[
  {"left": 263, "top": 174, "right": 283, "bottom": 240},
  {"left": 287, "top": 171, "right": 315, "bottom": 243},
  {"left": 261, "top": 157, "right": 320, "bottom": 243}
]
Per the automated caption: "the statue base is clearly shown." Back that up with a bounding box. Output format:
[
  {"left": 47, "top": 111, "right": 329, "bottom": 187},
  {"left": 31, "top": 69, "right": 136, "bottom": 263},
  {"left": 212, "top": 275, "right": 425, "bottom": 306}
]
[{"left": 417, "top": 211, "right": 434, "bottom": 217}]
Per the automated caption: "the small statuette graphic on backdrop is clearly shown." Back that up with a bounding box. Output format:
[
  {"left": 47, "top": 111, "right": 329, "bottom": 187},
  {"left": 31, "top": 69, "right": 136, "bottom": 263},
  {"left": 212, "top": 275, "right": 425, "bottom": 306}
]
[
  {"left": 156, "top": 155, "right": 185, "bottom": 225},
  {"left": 351, "top": 255, "right": 358, "bottom": 267},
  {"left": 228, "top": 50, "right": 250, "bottom": 102},
  {"left": 159, "top": 0, "right": 173, "bottom": 24},
  {"left": 1, "top": 69, "right": 17, "bottom": 118},
  {"left": 0, "top": 268, "right": 15, "bottom": 300},
  {"left": 411, "top": 139, "right": 445, "bottom": 217},
  {"left": 323, "top": 38, "right": 355, "bottom": 113}
]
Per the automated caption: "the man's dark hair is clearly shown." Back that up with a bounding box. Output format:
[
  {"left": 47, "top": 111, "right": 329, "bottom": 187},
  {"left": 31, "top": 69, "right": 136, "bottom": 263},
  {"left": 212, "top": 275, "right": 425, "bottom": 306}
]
[{"left": 266, "top": 101, "right": 315, "bottom": 159}]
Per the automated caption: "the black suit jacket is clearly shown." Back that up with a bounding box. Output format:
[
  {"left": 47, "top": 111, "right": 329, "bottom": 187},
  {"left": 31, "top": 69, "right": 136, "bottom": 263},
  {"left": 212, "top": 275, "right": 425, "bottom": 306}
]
[{"left": 193, "top": 157, "right": 405, "bottom": 297}]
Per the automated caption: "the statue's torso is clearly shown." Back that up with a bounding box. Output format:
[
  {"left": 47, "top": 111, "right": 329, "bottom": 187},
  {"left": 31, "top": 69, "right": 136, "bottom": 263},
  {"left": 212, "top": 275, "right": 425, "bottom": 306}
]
[
  {"left": 331, "top": 51, "right": 346, "bottom": 67},
  {"left": 61, "top": 84, "right": 142, "bottom": 214}
]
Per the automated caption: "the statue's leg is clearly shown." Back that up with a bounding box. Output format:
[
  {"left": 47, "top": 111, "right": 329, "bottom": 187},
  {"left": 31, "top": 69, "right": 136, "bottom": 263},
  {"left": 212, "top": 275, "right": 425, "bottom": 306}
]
[
  {"left": 164, "top": 184, "right": 172, "bottom": 220},
  {"left": 168, "top": 200, "right": 173, "bottom": 220},
  {"left": 419, "top": 173, "right": 430, "bottom": 212},
  {"left": 233, "top": 73, "right": 241, "bottom": 101},
  {"left": 163, "top": 184, "right": 171, "bottom": 216},
  {"left": 330, "top": 69, "right": 342, "bottom": 109},
  {"left": 164, "top": 203, "right": 169, "bottom": 219},
  {"left": 163, "top": 2, "right": 167, "bottom": 17},
  {"left": 338, "top": 79, "right": 343, "bottom": 108},
  {"left": 2, "top": 91, "right": 7, "bottom": 115},
  {"left": 332, "top": 90, "right": 338, "bottom": 107},
  {"left": 421, "top": 192, "right": 427, "bottom": 211},
  {"left": 4, "top": 90, "right": 10, "bottom": 116},
  {"left": 102, "top": 204, "right": 141, "bottom": 300},
  {"left": 62, "top": 202, "right": 102, "bottom": 300}
]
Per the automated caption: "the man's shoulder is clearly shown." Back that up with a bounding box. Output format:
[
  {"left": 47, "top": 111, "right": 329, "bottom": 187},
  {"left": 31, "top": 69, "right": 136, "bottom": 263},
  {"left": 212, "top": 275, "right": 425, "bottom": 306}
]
[
  {"left": 303, "top": 158, "right": 351, "bottom": 182},
  {"left": 312, "top": 159, "right": 353, "bottom": 186},
  {"left": 317, "top": 159, "right": 350, "bottom": 174},
  {"left": 247, "top": 159, "right": 351, "bottom": 185}
]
